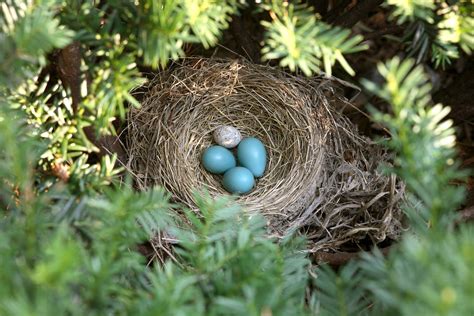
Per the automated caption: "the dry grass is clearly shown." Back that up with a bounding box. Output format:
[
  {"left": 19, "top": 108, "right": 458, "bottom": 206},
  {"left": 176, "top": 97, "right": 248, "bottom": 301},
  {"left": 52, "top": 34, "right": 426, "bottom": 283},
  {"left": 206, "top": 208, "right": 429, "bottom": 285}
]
[{"left": 125, "top": 58, "right": 405, "bottom": 252}]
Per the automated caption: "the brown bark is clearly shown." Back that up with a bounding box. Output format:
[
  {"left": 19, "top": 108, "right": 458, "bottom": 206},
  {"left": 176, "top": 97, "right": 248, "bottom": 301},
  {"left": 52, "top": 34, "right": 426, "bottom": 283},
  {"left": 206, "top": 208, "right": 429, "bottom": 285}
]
[
  {"left": 55, "top": 42, "right": 126, "bottom": 162},
  {"left": 57, "top": 42, "right": 82, "bottom": 111}
]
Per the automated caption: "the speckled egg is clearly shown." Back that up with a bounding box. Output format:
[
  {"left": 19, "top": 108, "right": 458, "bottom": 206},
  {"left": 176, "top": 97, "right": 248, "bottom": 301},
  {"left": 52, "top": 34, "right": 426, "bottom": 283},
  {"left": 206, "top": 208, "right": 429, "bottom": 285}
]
[{"left": 213, "top": 126, "right": 242, "bottom": 148}]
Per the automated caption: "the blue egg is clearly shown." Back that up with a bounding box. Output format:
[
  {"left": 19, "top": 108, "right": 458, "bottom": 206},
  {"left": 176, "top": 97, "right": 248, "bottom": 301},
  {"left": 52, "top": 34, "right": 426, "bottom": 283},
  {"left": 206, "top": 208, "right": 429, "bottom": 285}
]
[
  {"left": 223, "top": 167, "right": 255, "bottom": 194},
  {"left": 237, "top": 137, "right": 267, "bottom": 177},
  {"left": 202, "top": 146, "right": 236, "bottom": 174}
]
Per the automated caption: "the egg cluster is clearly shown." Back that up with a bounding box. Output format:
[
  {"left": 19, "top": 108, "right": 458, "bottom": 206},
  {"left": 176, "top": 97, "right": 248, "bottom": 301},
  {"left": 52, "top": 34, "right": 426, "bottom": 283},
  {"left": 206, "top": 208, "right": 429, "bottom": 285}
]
[{"left": 201, "top": 126, "right": 267, "bottom": 194}]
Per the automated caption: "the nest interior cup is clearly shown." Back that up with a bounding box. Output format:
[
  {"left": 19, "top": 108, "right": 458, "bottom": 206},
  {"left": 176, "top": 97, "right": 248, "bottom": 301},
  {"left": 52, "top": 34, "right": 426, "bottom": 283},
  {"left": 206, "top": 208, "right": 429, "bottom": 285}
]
[{"left": 126, "top": 58, "right": 405, "bottom": 252}]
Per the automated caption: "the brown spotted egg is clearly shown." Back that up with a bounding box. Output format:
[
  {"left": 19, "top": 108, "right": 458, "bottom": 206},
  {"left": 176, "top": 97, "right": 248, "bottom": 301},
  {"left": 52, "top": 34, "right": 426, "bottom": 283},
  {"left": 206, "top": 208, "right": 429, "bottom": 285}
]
[{"left": 213, "top": 126, "right": 242, "bottom": 148}]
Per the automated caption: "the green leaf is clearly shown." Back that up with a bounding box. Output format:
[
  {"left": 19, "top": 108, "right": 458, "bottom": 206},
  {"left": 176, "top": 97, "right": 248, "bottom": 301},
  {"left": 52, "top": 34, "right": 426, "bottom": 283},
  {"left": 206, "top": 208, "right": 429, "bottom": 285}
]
[{"left": 261, "top": 2, "right": 366, "bottom": 77}]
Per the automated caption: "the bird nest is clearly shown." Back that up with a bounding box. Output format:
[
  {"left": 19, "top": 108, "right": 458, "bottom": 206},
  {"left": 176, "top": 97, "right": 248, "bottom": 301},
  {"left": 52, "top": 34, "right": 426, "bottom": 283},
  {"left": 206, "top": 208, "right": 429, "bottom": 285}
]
[{"left": 126, "top": 58, "right": 405, "bottom": 252}]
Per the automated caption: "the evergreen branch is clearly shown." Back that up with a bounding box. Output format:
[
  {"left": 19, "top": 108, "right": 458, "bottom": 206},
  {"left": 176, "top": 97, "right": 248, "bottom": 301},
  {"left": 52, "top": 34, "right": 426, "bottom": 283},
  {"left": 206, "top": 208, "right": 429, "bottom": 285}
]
[
  {"left": 183, "top": 0, "right": 240, "bottom": 49},
  {"left": 362, "top": 57, "right": 465, "bottom": 230},
  {"left": 0, "top": 0, "right": 74, "bottom": 87},
  {"left": 138, "top": 0, "right": 189, "bottom": 68},
  {"left": 312, "top": 263, "right": 370, "bottom": 316},
  {"left": 358, "top": 225, "right": 474, "bottom": 315},
  {"left": 138, "top": 0, "right": 240, "bottom": 68},
  {"left": 261, "top": 2, "right": 367, "bottom": 76},
  {"left": 82, "top": 47, "right": 145, "bottom": 135},
  {"left": 154, "top": 193, "right": 312, "bottom": 315},
  {"left": 385, "top": 0, "right": 473, "bottom": 68},
  {"left": 386, "top": 0, "right": 435, "bottom": 24}
]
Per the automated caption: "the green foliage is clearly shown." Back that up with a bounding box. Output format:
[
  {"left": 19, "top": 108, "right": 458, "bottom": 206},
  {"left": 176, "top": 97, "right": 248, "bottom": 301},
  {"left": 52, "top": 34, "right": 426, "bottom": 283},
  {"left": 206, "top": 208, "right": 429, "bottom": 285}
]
[
  {"left": 10, "top": 74, "right": 122, "bottom": 193},
  {"left": 355, "top": 55, "right": 472, "bottom": 315},
  {"left": 184, "top": 0, "right": 240, "bottom": 49},
  {"left": 0, "top": 0, "right": 74, "bottom": 87},
  {"left": 386, "top": 0, "right": 435, "bottom": 23},
  {"left": 0, "top": 106, "right": 173, "bottom": 314},
  {"left": 312, "top": 264, "right": 369, "bottom": 316},
  {"left": 0, "top": 110, "right": 312, "bottom": 314},
  {"left": 458, "top": 1, "right": 474, "bottom": 54},
  {"left": 83, "top": 46, "right": 145, "bottom": 135},
  {"left": 138, "top": 0, "right": 189, "bottom": 68},
  {"left": 362, "top": 57, "right": 465, "bottom": 230},
  {"left": 311, "top": 57, "right": 473, "bottom": 316},
  {"left": 17, "top": 78, "right": 87, "bottom": 158},
  {"left": 314, "top": 224, "right": 474, "bottom": 316},
  {"left": 1, "top": 0, "right": 244, "bottom": 192},
  {"left": 138, "top": 0, "right": 240, "bottom": 68},
  {"left": 386, "top": 0, "right": 474, "bottom": 68},
  {"left": 135, "top": 194, "right": 312, "bottom": 316},
  {"left": 0, "top": 186, "right": 174, "bottom": 315},
  {"left": 1, "top": 1, "right": 474, "bottom": 315},
  {"left": 261, "top": 2, "right": 367, "bottom": 76},
  {"left": 358, "top": 225, "right": 474, "bottom": 315}
]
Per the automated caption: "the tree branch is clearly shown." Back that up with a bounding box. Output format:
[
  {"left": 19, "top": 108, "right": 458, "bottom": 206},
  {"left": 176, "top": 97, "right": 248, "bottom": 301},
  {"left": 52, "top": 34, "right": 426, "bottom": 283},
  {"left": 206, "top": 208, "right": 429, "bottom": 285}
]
[
  {"left": 56, "top": 42, "right": 126, "bottom": 161},
  {"left": 57, "top": 41, "right": 82, "bottom": 111}
]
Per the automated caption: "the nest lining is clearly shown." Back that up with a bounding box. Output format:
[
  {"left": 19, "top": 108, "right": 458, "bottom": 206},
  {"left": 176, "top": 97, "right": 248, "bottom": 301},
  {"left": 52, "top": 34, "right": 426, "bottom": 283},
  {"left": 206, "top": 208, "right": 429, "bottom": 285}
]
[{"left": 126, "top": 58, "right": 405, "bottom": 252}]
